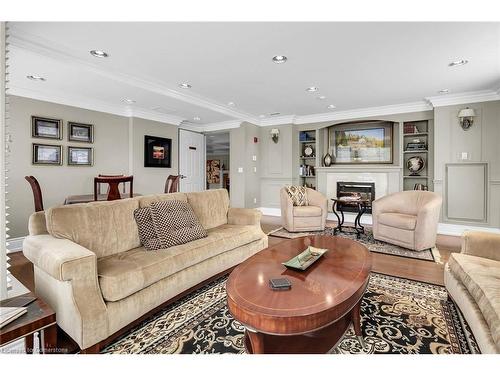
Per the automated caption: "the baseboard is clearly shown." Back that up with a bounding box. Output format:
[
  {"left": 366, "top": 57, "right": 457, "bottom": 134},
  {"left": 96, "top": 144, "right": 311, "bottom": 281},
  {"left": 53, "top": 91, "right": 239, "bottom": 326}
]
[
  {"left": 7, "top": 237, "right": 25, "bottom": 252},
  {"left": 257, "top": 207, "right": 500, "bottom": 237}
]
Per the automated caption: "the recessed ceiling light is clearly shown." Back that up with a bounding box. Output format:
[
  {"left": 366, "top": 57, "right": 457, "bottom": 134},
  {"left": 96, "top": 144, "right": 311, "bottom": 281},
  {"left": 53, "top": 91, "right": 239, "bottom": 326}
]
[
  {"left": 449, "top": 59, "right": 468, "bottom": 67},
  {"left": 179, "top": 83, "right": 192, "bottom": 89},
  {"left": 438, "top": 89, "right": 450, "bottom": 94},
  {"left": 227, "top": 102, "right": 236, "bottom": 107},
  {"left": 90, "top": 50, "right": 109, "bottom": 58},
  {"left": 269, "top": 112, "right": 281, "bottom": 116},
  {"left": 306, "top": 87, "right": 318, "bottom": 92},
  {"left": 327, "top": 104, "right": 336, "bottom": 109},
  {"left": 122, "top": 98, "right": 136, "bottom": 104},
  {"left": 272, "top": 55, "right": 287, "bottom": 64},
  {"left": 193, "top": 116, "right": 201, "bottom": 121},
  {"left": 317, "top": 95, "right": 327, "bottom": 100},
  {"left": 26, "top": 75, "right": 46, "bottom": 81}
]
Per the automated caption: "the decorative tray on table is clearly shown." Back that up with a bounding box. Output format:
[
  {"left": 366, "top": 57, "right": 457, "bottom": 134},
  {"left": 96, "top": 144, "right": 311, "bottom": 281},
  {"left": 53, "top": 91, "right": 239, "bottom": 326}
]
[{"left": 282, "top": 246, "right": 328, "bottom": 271}]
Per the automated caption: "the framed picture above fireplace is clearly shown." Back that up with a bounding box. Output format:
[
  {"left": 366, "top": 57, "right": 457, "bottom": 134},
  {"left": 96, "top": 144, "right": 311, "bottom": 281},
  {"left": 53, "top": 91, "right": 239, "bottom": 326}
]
[{"left": 329, "top": 121, "right": 393, "bottom": 164}]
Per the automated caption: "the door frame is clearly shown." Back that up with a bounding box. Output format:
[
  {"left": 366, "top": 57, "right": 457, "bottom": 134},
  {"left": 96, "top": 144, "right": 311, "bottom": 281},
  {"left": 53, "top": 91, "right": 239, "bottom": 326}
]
[{"left": 178, "top": 128, "right": 206, "bottom": 192}]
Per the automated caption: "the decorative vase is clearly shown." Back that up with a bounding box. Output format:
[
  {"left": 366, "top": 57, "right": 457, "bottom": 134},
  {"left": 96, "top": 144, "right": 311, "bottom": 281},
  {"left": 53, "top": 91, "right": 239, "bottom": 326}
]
[{"left": 323, "top": 153, "right": 333, "bottom": 167}]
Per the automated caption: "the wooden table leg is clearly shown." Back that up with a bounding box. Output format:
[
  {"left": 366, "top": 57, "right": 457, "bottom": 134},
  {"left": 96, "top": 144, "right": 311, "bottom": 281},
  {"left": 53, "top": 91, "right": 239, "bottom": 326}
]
[
  {"left": 42, "top": 325, "right": 57, "bottom": 354},
  {"left": 25, "top": 333, "right": 34, "bottom": 354},
  {"left": 351, "top": 299, "right": 366, "bottom": 349},
  {"left": 246, "top": 330, "right": 265, "bottom": 354}
]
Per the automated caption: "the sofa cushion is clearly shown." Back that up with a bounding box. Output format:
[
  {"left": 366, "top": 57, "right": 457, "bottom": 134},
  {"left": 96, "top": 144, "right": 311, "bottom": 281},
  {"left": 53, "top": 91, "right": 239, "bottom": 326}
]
[
  {"left": 150, "top": 200, "right": 207, "bottom": 249},
  {"left": 133, "top": 207, "right": 162, "bottom": 251},
  {"left": 187, "top": 189, "right": 229, "bottom": 230},
  {"left": 137, "top": 192, "right": 188, "bottom": 208},
  {"left": 285, "top": 186, "right": 309, "bottom": 206},
  {"left": 97, "top": 224, "right": 265, "bottom": 301},
  {"left": 378, "top": 212, "right": 417, "bottom": 230},
  {"left": 293, "top": 206, "right": 322, "bottom": 217},
  {"left": 448, "top": 253, "right": 500, "bottom": 349},
  {"left": 46, "top": 198, "right": 141, "bottom": 258}
]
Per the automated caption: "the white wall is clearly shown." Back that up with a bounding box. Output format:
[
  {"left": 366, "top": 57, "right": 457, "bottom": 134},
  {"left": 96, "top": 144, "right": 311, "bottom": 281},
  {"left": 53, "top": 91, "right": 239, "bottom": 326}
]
[{"left": 8, "top": 96, "right": 178, "bottom": 237}]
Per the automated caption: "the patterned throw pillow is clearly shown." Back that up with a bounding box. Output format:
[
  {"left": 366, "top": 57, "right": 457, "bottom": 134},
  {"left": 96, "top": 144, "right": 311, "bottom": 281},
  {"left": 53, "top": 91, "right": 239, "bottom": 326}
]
[
  {"left": 149, "top": 200, "right": 207, "bottom": 249},
  {"left": 133, "top": 207, "right": 163, "bottom": 250},
  {"left": 285, "top": 186, "right": 309, "bottom": 206}
]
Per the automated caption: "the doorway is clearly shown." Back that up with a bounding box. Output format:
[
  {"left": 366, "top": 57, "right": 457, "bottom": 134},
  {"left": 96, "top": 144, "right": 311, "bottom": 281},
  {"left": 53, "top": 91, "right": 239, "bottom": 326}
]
[
  {"left": 205, "top": 132, "right": 230, "bottom": 195},
  {"left": 179, "top": 129, "right": 205, "bottom": 192}
]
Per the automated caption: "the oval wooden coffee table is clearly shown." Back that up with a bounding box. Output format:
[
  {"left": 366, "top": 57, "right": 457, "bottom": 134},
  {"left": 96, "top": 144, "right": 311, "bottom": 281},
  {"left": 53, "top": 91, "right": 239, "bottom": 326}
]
[{"left": 226, "top": 235, "right": 372, "bottom": 354}]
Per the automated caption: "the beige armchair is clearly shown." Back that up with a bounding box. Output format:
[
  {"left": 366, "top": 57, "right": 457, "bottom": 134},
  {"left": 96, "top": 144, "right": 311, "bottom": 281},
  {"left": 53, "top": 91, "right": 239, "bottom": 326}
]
[
  {"left": 280, "top": 187, "right": 328, "bottom": 232},
  {"left": 372, "top": 190, "right": 442, "bottom": 251}
]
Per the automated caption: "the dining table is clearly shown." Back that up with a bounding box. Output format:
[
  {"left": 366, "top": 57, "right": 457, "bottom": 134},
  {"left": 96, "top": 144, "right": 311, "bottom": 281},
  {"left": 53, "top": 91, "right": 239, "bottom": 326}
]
[{"left": 64, "top": 193, "right": 142, "bottom": 205}]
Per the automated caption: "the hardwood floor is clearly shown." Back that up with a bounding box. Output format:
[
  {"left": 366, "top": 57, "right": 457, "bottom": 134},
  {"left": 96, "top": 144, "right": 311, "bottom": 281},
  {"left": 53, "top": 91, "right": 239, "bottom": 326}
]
[{"left": 7, "top": 215, "right": 459, "bottom": 353}]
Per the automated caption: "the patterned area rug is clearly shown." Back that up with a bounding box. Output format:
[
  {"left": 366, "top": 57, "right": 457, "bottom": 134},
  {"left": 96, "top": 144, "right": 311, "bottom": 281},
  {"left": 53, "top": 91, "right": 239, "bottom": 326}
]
[
  {"left": 102, "top": 273, "right": 479, "bottom": 354},
  {"left": 269, "top": 226, "right": 438, "bottom": 262}
]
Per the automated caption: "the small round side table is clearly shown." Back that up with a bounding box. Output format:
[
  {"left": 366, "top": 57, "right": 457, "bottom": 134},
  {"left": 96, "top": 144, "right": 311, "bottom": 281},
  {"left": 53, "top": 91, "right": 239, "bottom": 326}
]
[{"left": 331, "top": 198, "right": 370, "bottom": 239}]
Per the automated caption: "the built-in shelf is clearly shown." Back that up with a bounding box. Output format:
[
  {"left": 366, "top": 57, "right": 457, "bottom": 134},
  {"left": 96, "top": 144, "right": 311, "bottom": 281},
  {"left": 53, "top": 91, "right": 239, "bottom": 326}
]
[
  {"left": 403, "top": 132, "right": 428, "bottom": 137},
  {"left": 300, "top": 156, "right": 316, "bottom": 159},
  {"left": 299, "top": 140, "right": 316, "bottom": 143},
  {"left": 403, "top": 150, "right": 428, "bottom": 153},
  {"left": 299, "top": 175, "right": 316, "bottom": 178},
  {"left": 403, "top": 175, "right": 429, "bottom": 179}
]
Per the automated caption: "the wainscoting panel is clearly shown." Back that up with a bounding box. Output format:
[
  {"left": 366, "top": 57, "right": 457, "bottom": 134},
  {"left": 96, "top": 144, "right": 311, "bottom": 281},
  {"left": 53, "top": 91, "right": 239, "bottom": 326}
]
[
  {"left": 446, "top": 163, "right": 488, "bottom": 223},
  {"left": 260, "top": 178, "right": 293, "bottom": 208}
]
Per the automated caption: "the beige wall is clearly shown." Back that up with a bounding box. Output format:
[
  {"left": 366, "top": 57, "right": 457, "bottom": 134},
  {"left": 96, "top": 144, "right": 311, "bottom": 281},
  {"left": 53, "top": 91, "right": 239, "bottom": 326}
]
[
  {"left": 434, "top": 100, "right": 500, "bottom": 228},
  {"left": 131, "top": 117, "right": 178, "bottom": 195},
  {"left": 8, "top": 96, "right": 178, "bottom": 237}
]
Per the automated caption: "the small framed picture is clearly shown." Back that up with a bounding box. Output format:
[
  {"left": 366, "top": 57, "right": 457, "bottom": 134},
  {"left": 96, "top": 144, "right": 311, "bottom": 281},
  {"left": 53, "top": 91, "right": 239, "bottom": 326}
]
[
  {"left": 68, "top": 146, "right": 93, "bottom": 166},
  {"left": 32, "top": 143, "right": 62, "bottom": 165},
  {"left": 68, "top": 122, "right": 94, "bottom": 143},
  {"left": 31, "top": 116, "right": 62, "bottom": 139},
  {"left": 144, "top": 135, "right": 172, "bottom": 168}
]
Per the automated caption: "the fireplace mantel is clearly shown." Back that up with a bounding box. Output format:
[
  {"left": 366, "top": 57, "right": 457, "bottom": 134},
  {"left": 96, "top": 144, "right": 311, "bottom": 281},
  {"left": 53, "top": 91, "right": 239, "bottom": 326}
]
[{"left": 316, "top": 165, "right": 402, "bottom": 208}]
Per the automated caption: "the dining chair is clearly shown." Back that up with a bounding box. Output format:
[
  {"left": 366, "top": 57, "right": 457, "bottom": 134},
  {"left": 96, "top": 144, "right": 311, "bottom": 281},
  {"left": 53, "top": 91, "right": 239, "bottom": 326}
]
[
  {"left": 94, "top": 176, "right": 134, "bottom": 201},
  {"left": 98, "top": 174, "right": 125, "bottom": 194},
  {"left": 164, "top": 175, "right": 180, "bottom": 193},
  {"left": 25, "top": 176, "right": 44, "bottom": 212}
]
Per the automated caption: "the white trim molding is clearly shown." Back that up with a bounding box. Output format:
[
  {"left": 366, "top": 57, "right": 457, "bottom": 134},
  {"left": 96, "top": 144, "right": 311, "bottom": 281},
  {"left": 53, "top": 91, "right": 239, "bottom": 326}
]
[
  {"left": 6, "top": 237, "right": 24, "bottom": 252},
  {"left": 425, "top": 88, "right": 500, "bottom": 107}
]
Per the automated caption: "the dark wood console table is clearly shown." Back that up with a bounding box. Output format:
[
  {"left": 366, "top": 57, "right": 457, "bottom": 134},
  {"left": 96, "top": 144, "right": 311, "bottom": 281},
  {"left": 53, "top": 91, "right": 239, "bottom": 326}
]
[{"left": 331, "top": 197, "right": 370, "bottom": 239}]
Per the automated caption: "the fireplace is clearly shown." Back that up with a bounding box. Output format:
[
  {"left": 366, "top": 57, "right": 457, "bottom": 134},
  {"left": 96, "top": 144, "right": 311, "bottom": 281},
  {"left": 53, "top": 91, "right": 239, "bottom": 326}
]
[{"left": 336, "top": 181, "right": 375, "bottom": 213}]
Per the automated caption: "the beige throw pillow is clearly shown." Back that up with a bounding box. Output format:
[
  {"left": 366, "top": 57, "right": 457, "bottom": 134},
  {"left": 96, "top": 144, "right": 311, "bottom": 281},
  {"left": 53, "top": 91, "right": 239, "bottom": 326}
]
[
  {"left": 285, "top": 186, "right": 309, "bottom": 206},
  {"left": 149, "top": 200, "right": 207, "bottom": 249}
]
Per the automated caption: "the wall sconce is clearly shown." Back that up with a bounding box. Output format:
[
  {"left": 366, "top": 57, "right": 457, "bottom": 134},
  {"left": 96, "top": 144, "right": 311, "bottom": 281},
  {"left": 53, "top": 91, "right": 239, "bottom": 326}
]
[
  {"left": 270, "top": 128, "right": 280, "bottom": 143},
  {"left": 458, "top": 107, "right": 476, "bottom": 131}
]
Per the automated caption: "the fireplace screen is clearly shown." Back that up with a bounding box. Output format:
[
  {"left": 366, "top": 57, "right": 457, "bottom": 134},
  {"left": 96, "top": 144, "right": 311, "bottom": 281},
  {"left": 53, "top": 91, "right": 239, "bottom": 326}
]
[{"left": 336, "top": 181, "right": 375, "bottom": 213}]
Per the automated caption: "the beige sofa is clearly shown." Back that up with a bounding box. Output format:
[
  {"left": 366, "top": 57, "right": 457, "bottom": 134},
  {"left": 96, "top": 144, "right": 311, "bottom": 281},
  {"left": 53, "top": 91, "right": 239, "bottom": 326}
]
[
  {"left": 280, "top": 187, "right": 328, "bottom": 232},
  {"left": 22, "top": 189, "right": 267, "bottom": 351},
  {"left": 372, "top": 190, "right": 442, "bottom": 251},
  {"left": 445, "top": 231, "right": 500, "bottom": 353}
]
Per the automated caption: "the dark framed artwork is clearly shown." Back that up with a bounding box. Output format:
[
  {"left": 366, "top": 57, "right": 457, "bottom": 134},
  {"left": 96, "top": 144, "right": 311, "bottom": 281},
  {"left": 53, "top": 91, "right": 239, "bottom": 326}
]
[
  {"left": 68, "top": 122, "right": 94, "bottom": 143},
  {"left": 67, "top": 146, "right": 93, "bottom": 166},
  {"left": 32, "top": 143, "right": 62, "bottom": 165},
  {"left": 31, "top": 116, "right": 63, "bottom": 140},
  {"left": 329, "top": 121, "right": 393, "bottom": 164},
  {"left": 144, "top": 135, "right": 172, "bottom": 168}
]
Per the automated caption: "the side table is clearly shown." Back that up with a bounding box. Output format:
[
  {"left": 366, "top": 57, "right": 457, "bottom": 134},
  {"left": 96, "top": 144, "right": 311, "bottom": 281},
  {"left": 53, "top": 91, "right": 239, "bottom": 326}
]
[
  {"left": 0, "top": 293, "right": 57, "bottom": 354},
  {"left": 331, "top": 198, "right": 370, "bottom": 239}
]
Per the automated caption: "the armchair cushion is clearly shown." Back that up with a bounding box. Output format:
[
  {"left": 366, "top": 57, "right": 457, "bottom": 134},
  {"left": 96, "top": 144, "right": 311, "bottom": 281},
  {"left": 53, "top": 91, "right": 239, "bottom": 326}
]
[
  {"left": 293, "top": 206, "right": 323, "bottom": 217},
  {"left": 285, "top": 186, "right": 309, "bottom": 206},
  {"left": 378, "top": 212, "right": 417, "bottom": 230},
  {"left": 448, "top": 253, "right": 500, "bottom": 349}
]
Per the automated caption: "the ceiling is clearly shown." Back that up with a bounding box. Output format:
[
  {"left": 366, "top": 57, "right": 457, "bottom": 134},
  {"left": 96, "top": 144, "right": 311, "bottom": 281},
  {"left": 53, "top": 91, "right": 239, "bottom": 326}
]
[
  {"left": 206, "top": 132, "right": 230, "bottom": 154},
  {"left": 7, "top": 22, "right": 500, "bottom": 129}
]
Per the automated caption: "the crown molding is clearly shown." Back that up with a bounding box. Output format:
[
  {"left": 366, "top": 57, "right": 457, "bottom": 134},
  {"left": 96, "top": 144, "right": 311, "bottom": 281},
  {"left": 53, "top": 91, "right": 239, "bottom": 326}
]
[
  {"left": 258, "top": 115, "right": 296, "bottom": 127},
  {"left": 8, "top": 29, "right": 258, "bottom": 122},
  {"left": 8, "top": 85, "right": 185, "bottom": 125},
  {"left": 425, "top": 89, "right": 500, "bottom": 107}
]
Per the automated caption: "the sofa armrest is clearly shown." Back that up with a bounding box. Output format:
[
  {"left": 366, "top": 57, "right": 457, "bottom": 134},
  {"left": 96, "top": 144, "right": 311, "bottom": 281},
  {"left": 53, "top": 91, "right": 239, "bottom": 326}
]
[
  {"left": 28, "top": 211, "right": 48, "bottom": 235},
  {"left": 461, "top": 231, "right": 500, "bottom": 262},
  {"left": 227, "top": 207, "right": 262, "bottom": 226},
  {"left": 23, "top": 235, "right": 108, "bottom": 349}
]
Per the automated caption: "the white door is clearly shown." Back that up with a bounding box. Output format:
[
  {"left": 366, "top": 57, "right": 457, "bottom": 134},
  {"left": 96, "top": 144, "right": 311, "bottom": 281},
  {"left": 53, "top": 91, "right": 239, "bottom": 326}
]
[{"left": 179, "top": 129, "right": 205, "bottom": 192}]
